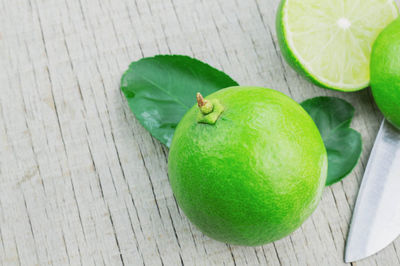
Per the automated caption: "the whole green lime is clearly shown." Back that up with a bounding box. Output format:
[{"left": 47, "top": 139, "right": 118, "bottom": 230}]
[
  {"left": 168, "top": 86, "right": 327, "bottom": 246},
  {"left": 371, "top": 18, "right": 400, "bottom": 129}
]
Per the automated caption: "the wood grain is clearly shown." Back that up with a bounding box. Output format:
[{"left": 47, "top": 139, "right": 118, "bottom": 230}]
[{"left": 1, "top": 0, "right": 399, "bottom": 265}]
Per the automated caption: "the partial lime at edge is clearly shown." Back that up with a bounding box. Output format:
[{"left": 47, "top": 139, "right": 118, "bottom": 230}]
[{"left": 371, "top": 18, "right": 400, "bottom": 129}]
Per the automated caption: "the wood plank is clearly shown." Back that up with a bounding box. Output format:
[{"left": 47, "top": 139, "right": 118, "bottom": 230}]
[{"left": 0, "top": 0, "right": 399, "bottom": 265}]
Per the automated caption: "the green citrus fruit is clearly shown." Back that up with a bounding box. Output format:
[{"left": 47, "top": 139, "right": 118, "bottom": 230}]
[
  {"left": 168, "top": 86, "right": 328, "bottom": 246},
  {"left": 276, "top": 0, "right": 399, "bottom": 92},
  {"left": 371, "top": 18, "right": 400, "bottom": 129}
]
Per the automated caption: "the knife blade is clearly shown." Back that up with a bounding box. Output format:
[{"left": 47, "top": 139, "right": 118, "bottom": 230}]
[{"left": 345, "top": 119, "right": 400, "bottom": 262}]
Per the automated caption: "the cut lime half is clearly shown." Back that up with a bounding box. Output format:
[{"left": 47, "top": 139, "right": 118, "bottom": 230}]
[{"left": 276, "top": 0, "right": 399, "bottom": 91}]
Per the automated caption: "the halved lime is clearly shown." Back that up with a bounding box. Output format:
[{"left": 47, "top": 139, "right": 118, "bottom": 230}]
[{"left": 276, "top": 0, "right": 399, "bottom": 91}]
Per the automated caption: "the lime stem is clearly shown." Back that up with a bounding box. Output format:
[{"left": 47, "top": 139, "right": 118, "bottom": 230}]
[{"left": 197, "top": 92, "right": 214, "bottom": 115}]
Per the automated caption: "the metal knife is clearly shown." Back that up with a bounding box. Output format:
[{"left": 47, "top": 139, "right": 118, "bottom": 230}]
[{"left": 345, "top": 119, "right": 400, "bottom": 262}]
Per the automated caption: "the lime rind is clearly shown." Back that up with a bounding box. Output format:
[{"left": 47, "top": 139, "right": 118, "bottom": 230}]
[
  {"left": 370, "top": 18, "right": 400, "bottom": 129},
  {"left": 277, "top": 0, "right": 399, "bottom": 92}
]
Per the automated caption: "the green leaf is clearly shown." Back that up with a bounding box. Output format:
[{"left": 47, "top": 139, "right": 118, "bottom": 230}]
[
  {"left": 301, "top": 97, "right": 362, "bottom": 186},
  {"left": 121, "top": 55, "right": 238, "bottom": 147}
]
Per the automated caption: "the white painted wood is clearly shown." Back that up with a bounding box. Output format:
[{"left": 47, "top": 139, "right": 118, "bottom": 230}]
[{"left": 1, "top": 0, "right": 399, "bottom": 265}]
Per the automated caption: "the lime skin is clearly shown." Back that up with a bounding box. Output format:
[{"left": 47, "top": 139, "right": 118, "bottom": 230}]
[
  {"left": 371, "top": 18, "right": 400, "bottom": 129},
  {"left": 168, "top": 86, "right": 328, "bottom": 246}
]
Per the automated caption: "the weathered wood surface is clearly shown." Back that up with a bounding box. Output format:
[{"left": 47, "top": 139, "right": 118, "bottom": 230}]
[{"left": 1, "top": 0, "right": 399, "bottom": 265}]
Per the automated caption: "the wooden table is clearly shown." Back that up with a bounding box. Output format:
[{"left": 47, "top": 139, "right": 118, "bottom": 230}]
[{"left": 1, "top": 0, "right": 399, "bottom": 265}]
